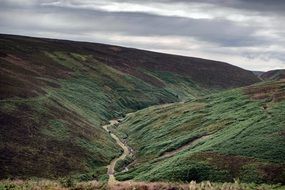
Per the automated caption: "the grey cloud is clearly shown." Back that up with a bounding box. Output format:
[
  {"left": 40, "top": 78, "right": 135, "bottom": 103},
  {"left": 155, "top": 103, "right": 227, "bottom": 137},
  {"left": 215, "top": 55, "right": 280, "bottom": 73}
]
[
  {"left": 0, "top": 0, "right": 284, "bottom": 71},
  {"left": 114, "top": 0, "right": 285, "bottom": 14},
  {"left": 217, "top": 0, "right": 285, "bottom": 14},
  {"left": 1, "top": 2, "right": 268, "bottom": 47}
]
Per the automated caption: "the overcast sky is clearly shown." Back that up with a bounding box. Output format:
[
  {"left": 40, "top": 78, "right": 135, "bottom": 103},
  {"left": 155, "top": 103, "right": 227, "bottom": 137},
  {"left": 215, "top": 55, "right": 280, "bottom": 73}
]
[{"left": 1, "top": 0, "right": 285, "bottom": 71}]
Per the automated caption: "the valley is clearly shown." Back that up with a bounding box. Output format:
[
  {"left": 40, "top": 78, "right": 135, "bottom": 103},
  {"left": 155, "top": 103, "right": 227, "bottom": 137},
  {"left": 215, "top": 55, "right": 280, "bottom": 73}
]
[
  {"left": 0, "top": 34, "right": 284, "bottom": 189},
  {"left": 102, "top": 119, "right": 131, "bottom": 184},
  {"left": 112, "top": 80, "right": 285, "bottom": 184}
]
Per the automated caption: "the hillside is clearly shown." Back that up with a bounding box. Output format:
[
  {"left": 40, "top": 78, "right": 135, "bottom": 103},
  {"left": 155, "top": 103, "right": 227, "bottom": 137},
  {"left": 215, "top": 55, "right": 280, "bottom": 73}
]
[
  {"left": 252, "top": 71, "right": 264, "bottom": 79},
  {"left": 115, "top": 80, "right": 285, "bottom": 184},
  {"left": 261, "top": 69, "right": 285, "bottom": 80},
  {"left": 0, "top": 34, "right": 260, "bottom": 179}
]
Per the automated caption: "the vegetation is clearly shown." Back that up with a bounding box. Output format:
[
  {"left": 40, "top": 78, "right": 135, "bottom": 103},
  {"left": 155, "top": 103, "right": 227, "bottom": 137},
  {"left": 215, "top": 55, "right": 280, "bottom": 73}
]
[
  {"left": 1, "top": 34, "right": 281, "bottom": 186},
  {"left": 1, "top": 34, "right": 259, "bottom": 179},
  {"left": 115, "top": 80, "right": 285, "bottom": 184},
  {"left": 114, "top": 155, "right": 134, "bottom": 172},
  {"left": 0, "top": 179, "right": 284, "bottom": 190}
]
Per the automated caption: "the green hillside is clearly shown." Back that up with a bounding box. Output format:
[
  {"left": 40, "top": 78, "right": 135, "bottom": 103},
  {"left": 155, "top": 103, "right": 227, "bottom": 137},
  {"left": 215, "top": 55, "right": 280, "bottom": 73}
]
[
  {"left": 0, "top": 51, "right": 196, "bottom": 179},
  {"left": 115, "top": 80, "right": 285, "bottom": 184},
  {"left": 0, "top": 34, "right": 260, "bottom": 179}
]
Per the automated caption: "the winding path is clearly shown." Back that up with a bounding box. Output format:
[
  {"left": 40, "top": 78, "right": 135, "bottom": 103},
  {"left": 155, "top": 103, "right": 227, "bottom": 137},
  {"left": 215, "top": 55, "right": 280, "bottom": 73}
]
[
  {"left": 102, "top": 120, "right": 130, "bottom": 184},
  {"left": 101, "top": 112, "right": 212, "bottom": 186}
]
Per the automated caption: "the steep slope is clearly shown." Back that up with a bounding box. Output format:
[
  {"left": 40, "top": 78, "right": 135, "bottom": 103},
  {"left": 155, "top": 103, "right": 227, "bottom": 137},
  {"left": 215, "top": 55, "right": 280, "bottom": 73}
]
[
  {"left": 0, "top": 34, "right": 260, "bottom": 179},
  {"left": 252, "top": 71, "right": 264, "bottom": 80},
  {"left": 261, "top": 69, "right": 285, "bottom": 80},
  {"left": 115, "top": 80, "right": 285, "bottom": 184}
]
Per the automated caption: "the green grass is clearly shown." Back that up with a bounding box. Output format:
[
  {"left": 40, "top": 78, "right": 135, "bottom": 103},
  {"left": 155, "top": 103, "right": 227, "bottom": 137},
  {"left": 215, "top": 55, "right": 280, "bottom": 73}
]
[
  {"left": 140, "top": 69, "right": 210, "bottom": 100},
  {"left": 0, "top": 50, "right": 208, "bottom": 179},
  {"left": 114, "top": 155, "right": 134, "bottom": 172},
  {"left": 0, "top": 92, "right": 120, "bottom": 179},
  {"left": 41, "top": 120, "right": 70, "bottom": 140},
  {"left": 115, "top": 81, "right": 285, "bottom": 184},
  {"left": 0, "top": 34, "right": 271, "bottom": 183}
]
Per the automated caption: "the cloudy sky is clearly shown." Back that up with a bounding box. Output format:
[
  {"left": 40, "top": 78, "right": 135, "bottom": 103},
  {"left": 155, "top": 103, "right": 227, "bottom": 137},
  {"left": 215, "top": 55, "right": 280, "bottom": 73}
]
[{"left": 1, "top": 0, "right": 285, "bottom": 71}]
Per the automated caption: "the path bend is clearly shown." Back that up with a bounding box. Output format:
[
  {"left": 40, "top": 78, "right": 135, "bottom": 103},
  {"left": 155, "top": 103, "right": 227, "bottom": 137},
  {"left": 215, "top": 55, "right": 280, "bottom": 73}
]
[{"left": 102, "top": 120, "right": 130, "bottom": 185}]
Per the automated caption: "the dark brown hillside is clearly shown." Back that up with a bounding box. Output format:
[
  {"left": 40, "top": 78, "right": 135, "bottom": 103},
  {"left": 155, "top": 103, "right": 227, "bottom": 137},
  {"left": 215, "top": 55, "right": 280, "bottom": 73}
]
[
  {"left": 261, "top": 69, "right": 285, "bottom": 80},
  {"left": 0, "top": 34, "right": 260, "bottom": 92}
]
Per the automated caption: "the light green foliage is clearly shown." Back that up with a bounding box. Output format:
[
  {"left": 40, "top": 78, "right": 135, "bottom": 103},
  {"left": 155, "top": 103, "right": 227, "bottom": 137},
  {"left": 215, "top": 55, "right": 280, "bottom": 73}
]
[
  {"left": 44, "top": 51, "right": 86, "bottom": 71},
  {"left": 41, "top": 120, "right": 70, "bottom": 140},
  {"left": 114, "top": 155, "right": 134, "bottom": 172},
  {"left": 144, "top": 70, "right": 210, "bottom": 100},
  {"left": 115, "top": 85, "right": 285, "bottom": 183},
  {"left": 0, "top": 50, "right": 210, "bottom": 179}
]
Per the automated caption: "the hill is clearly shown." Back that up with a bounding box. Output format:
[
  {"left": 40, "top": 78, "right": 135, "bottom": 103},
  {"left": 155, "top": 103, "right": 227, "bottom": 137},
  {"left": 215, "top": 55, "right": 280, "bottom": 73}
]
[
  {"left": 0, "top": 34, "right": 260, "bottom": 179},
  {"left": 251, "top": 71, "right": 264, "bottom": 79},
  {"left": 115, "top": 80, "right": 285, "bottom": 184},
  {"left": 261, "top": 69, "right": 285, "bottom": 80}
]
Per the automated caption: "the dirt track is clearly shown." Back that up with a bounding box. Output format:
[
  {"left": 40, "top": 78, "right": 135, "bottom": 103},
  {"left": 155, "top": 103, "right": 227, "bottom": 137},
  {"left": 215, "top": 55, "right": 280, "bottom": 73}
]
[
  {"left": 102, "top": 112, "right": 213, "bottom": 185},
  {"left": 102, "top": 120, "right": 130, "bottom": 185}
]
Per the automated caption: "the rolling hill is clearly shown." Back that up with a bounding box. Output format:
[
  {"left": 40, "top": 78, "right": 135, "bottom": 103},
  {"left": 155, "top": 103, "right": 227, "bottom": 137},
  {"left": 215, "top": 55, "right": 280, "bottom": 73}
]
[
  {"left": 0, "top": 34, "right": 260, "bottom": 179},
  {"left": 261, "top": 69, "right": 285, "bottom": 80},
  {"left": 115, "top": 80, "right": 285, "bottom": 184}
]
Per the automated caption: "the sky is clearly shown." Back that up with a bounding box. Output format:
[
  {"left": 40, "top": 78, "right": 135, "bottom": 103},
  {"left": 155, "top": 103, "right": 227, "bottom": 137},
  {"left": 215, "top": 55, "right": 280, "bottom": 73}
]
[{"left": 0, "top": 0, "right": 285, "bottom": 71}]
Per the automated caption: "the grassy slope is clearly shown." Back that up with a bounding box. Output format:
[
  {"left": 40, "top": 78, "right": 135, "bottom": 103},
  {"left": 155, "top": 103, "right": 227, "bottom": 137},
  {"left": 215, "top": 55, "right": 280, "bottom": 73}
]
[
  {"left": 0, "top": 34, "right": 260, "bottom": 179},
  {"left": 116, "top": 80, "right": 285, "bottom": 184},
  {"left": 0, "top": 51, "right": 181, "bottom": 179}
]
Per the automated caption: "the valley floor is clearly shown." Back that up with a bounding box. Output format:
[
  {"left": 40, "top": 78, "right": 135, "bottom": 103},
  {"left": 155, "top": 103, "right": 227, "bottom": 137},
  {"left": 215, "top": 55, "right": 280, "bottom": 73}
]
[
  {"left": 108, "top": 80, "right": 285, "bottom": 184},
  {"left": 1, "top": 179, "right": 284, "bottom": 190},
  {"left": 102, "top": 120, "right": 131, "bottom": 185},
  {"left": 1, "top": 83, "right": 285, "bottom": 189}
]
